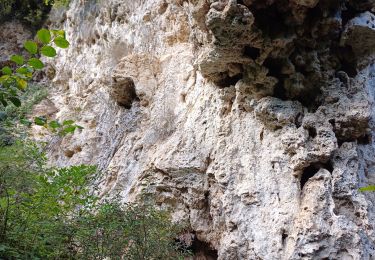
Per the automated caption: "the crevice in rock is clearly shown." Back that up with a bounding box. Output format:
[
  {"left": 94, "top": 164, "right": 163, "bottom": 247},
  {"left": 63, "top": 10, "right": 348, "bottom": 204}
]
[
  {"left": 337, "top": 132, "right": 372, "bottom": 146},
  {"left": 300, "top": 161, "right": 333, "bottom": 189},
  {"left": 334, "top": 46, "right": 358, "bottom": 77},
  {"left": 300, "top": 164, "right": 319, "bottom": 190},
  {"left": 357, "top": 133, "right": 372, "bottom": 145},
  {"left": 307, "top": 126, "right": 317, "bottom": 139},
  {"left": 189, "top": 234, "right": 218, "bottom": 260},
  {"left": 243, "top": 45, "right": 261, "bottom": 60},
  {"left": 175, "top": 231, "right": 218, "bottom": 260},
  {"left": 250, "top": 2, "right": 290, "bottom": 39},
  {"left": 281, "top": 229, "right": 288, "bottom": 247},
  {"left": 342, "top": 4, "right": 359, "bottom": 25},
  {"left": 215, "top": 73, "right": 243, "bottom": 88}
]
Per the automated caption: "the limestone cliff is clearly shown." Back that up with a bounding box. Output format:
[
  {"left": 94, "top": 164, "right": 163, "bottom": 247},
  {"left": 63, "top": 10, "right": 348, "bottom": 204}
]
[{"left": 31, "top": 0, "right": 375, "bottom": 258}]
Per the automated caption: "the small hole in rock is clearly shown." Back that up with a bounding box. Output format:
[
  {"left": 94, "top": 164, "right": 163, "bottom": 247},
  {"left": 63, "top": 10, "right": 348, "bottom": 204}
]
[
  {"left": 180, "top": 93, "right": 186, "bottom": 103},
  {"left": 307, "top": 126, "right": 317, "bottom": 138},
  {"left": 215, "top": 73, "right": 243, "bottom": 88},
  {"left": 243, "top": 46, "right": 261, "bottom": 60},
  {"left": 64, "top": 149, "right": 75, "bottom": 158},
  {"left": 336, "top": 46, "right": 357, "bottom": 77},
  {"left": 176, "top": 232, "right": 218, "bottom": 260},
  {"left": 358, "top": 134, "right": 372, "bottom": 145},
  {"left": 300, "top": 161, "right": 333, "bottom": 189},
  {"left": 300, "top": 165, "right": 319, "bottom": 189},
  {"left": 281, "top": 230, "right": 288, "bottom": 246}
]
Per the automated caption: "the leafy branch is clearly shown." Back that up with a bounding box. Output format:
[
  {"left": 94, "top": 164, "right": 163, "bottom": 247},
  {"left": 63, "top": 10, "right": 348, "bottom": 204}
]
[
  {"left": 0, "top": 28, "right": 82, "bottom": 136},
  {"left": 0, "top": 28, "right": 69, "bottom": 107}
]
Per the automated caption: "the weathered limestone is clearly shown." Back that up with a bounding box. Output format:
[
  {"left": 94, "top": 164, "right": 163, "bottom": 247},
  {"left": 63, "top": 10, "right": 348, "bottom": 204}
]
[{"left": 29, "top": 0, "right": 375, "bottom": 258}]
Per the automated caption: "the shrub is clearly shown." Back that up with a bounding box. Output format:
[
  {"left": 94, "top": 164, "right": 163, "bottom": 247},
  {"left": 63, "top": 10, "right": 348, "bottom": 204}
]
[
  {"left": 0, "top": 142, "right": 188, "bottom": 259},
  {"left": 0, "top": 0, "right": 51, "bottom": 28}
]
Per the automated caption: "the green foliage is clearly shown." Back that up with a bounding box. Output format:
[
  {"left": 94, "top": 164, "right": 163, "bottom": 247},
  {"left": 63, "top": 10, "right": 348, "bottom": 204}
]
[
  {"left": 0, "top": 142, "right": 187, "bottom": 259},
  {"left": 0, "top": 84, "right": 48, "bottom": 146},
  {"left": 0, "top": 0, "right": 51, "bottom": 28},
  {"left": 33, "top": 117, "right": 84, "bottom": 136},
  {"left": 0, "top": 29, "right": 83, "bottom": 138},
  {"left": 0, "top": 28, "right": 68, "bottom": 108},
  {"left": 0, "top": 0, "right": 71, "bottom": 27},
  {"left": 44, "top": 0, "right": 71, "bottom": 7},
  {"left": 359, "top": 185, "right": 375, "bottom": 192},
  {"left": 74, "top": 200, "right": 188, "bottom": 260}
]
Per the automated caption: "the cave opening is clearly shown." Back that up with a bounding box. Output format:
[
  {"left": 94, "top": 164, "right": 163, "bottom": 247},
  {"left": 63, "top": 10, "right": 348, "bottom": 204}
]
[
  {"left": 335, "top": 46, "right": 358, "bottom": 78},
  {"left": 243, "top": 45, "right": 261, "bottom": 60},
  {"left": 357, "top": 133, "right": 372, "bottom": 145},
  {"left": 341, "top": 3, "right": 360, "bottom": 25},
  {"left": 307, "top": 126, "right": 317, "bottom": 139},
  {"left": 250, "top": 2, "right": 291, "bottom": 39},
  {"left": 175, "top": 232, "right": 218, "bottom": 260},
  {"left": 281, "top": 229, "right": 288, "bottom": 246},
  {"left": 263, "top": 57, "right": 287, "bottom": 100},
  {"left": 300, "top": 161, "right": 333, "bottom": 189},
  {"left": 215, "top": 73, "right": 243, "bottom": 88},
  {"left": 300, "top": 165, "right": 319, "bottom": 189},
  {"left": 190, "top": 236, "right": 218, "bottom": 260}
]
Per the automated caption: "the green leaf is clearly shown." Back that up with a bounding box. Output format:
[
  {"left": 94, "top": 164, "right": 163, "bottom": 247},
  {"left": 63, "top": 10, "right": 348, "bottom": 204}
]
[
  {"left": 24, "top": 41, "right": 38, "bottom": 54},
  {"left": 40, "top": 46, "right": 57, "bottom": 57},
  {"left": 10, "top": 55, "right": 24, "bottom": 65},
  {"left": 37, "top": 29, "right": 51, "bottom": 44},
  {"left": 63, "top": 120, "right": 74, "bottom": 126},
  {"left": 16, "top": 78, "right": 27, "bottom": 90},
  {"left": 20, "top": 118, "right": 32, "bottom": 126},
  {"left": 28, "top": 58, "right": 44, "bottom": 70},
  {"left": 9, "top": 97, "right": 21, "bottom": 107},
  {"left": 51, "top": 30, "right": 65, "bottom": 38},
  {"left": 1, "top": 66, "right": 12, "bottom": 75},
  {"left": 60, "top": 125, "right": 76, "bottom": 135},
  {"left": 54, "top": 37, "right": 69, "bottom": 48},
  {"left": 0, "top": 96, "right": 7, "bottom": 107},
  {"left": 16, "top": 67, "right": 33, "bottom": 75},
  {"left": 34, "top": 116, "right": 47, "bottom": 126},
  {"left": 359, "top": 185, "right": 375, "bottom": 192},
  {"left": 49, "top": 120, "right": 61, "bottom": 129}
]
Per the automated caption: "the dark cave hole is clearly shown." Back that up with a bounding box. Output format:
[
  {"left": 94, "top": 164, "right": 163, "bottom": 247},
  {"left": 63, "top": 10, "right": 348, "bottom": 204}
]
[
  {"left": 175, "top": 232, "right": 218, "bottom": 260},
  {"left": 341, "top": 3, "right": 360, "bottom": 26},
  {"left": 307, "top": 126, "right": 317, "bottom": 138},
  {"left": 263, "top": 57, "right": 322, "bottom": 110},
  {"left": 215, "top": 73, "right": 243, "bottom": 88},
  {"left": 190, "top": 236, "right": 218, "bottom": 260},
  {"left": 357, "top": 133, "right": 372, "bottom": 145},
  {"left": 263, "top": 57, "right": 288, "bottom": 100},
  {"left": 243, "top": 46, "right": 261, "bottom": 60},
  {"left": 237, "top": 0, "right": 245, "bottom": 6},
  {"left": 263, "top": 58, "right": 284, "bottom": 78},
  {"left": 300, "top": 161, "right": 333, "bottom": 189},
  {"left": 337, "top": 133, "right": 372, "bottom": 146},
  {"left": 281, "top": 230, "right": 288, "bottom": 246},
  {"left": 335, "top": 46, "right": 358, "bottom": 77},
  {"left": 250, "top": 3, "right": 291, "bottom": 39},
  {"left": 300, "top": 165, "right": 319, "bottom": 190}
]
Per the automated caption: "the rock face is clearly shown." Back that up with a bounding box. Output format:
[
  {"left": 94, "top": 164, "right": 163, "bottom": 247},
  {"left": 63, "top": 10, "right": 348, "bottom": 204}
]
[{"left": 39, "top": 0, "right": 375, "bottom": 258}]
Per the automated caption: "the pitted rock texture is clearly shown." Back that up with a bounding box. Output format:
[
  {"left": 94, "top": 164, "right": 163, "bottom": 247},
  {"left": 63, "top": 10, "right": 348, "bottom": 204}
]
[{"left": 36, "top": 0, "right": 375, "bottom": 259}]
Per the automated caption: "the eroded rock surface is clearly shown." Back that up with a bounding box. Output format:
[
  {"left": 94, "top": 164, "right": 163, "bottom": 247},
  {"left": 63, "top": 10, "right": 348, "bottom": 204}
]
[{"left": 33, "top": 0, "right": 375, "bottom": 258}]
